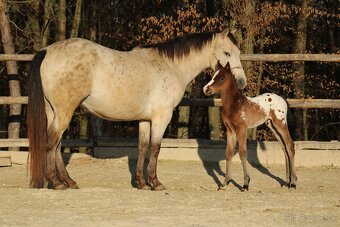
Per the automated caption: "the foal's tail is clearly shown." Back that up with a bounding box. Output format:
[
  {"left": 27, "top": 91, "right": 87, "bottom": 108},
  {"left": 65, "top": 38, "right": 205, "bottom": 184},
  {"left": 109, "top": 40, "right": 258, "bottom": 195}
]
[{"left": 27, "top": 50, "right": 47, "bottom": 188}]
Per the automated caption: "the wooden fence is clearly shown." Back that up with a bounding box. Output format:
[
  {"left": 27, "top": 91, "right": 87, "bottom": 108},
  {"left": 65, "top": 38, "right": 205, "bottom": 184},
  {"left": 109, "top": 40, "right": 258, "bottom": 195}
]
[{"left": 0, "top": 53, "right": 339, "bottom": 148}]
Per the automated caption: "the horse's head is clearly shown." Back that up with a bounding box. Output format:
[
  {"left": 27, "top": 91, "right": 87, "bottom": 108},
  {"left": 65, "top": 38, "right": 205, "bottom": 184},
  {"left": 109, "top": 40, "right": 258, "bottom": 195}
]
[
  {"left": 203, "top": 61, "right": 234, "bottom": 96},
  {"left": 211, "top": 30, "right": 246, "bottom": 90}
]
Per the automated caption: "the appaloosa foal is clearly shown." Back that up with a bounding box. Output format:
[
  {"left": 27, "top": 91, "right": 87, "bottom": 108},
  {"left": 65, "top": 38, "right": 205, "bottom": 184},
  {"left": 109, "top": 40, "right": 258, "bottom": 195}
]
[{"left": 203, "top": 61, "right": 297, "bottom": 191}]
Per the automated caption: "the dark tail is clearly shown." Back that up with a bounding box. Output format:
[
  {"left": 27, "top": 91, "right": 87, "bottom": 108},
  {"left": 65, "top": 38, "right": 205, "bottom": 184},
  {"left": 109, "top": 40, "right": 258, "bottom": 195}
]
[{"left": 27, "top": 50, "right": 47, "bottom": 188}]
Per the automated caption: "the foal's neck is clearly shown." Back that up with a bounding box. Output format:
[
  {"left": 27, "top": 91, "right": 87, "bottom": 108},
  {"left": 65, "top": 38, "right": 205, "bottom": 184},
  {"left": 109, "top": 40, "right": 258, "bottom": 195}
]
[{"left": 220, "top": 78, "right": 244, "bottom": 112}]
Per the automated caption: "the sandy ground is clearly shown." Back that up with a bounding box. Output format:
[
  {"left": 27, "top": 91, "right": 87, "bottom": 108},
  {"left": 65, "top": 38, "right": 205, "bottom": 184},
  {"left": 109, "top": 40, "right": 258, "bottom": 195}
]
[{"left": 0, "top": 155, "right": 339, "bottom": 226}]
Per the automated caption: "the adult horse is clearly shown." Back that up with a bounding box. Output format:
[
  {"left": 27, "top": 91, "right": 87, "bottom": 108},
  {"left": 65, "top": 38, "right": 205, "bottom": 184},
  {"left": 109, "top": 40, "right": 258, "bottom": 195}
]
[{"left": 27, "top": 30, "right": 246, "bottom": 190}]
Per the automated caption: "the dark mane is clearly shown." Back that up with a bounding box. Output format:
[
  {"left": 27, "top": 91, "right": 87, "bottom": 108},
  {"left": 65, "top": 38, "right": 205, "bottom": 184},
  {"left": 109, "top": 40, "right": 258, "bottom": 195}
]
[
  {"left": 141, "top": 31, "right": 219, "bottom": 60},
  {"left": 227, "top": 32, "right": 239, "bottom": 48}
]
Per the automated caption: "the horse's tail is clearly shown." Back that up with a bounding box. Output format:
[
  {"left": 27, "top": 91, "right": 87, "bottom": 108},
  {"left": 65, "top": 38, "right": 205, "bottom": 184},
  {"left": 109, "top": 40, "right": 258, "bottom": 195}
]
[{"left": 27, "top": 50, "right": 47, "bottom": 188}]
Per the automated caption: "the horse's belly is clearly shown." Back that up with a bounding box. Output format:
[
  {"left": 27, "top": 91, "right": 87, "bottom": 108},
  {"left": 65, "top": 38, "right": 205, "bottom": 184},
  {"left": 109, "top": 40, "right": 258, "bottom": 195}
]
[{"left": 81, "top": 96, "right": 151, "bottom": 121}]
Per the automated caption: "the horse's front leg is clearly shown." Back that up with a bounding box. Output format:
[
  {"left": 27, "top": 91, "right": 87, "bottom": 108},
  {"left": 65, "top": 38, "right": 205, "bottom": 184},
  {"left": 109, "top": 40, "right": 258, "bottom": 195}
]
[
  {"left": 147, "top": 110, "right": 173, "bottom": 190},
  {"left": 236, "top": 126, "right": 250, "bottom": 191},
  {"left": 135, "top": 120, "right": 151, "bottom": 190}
]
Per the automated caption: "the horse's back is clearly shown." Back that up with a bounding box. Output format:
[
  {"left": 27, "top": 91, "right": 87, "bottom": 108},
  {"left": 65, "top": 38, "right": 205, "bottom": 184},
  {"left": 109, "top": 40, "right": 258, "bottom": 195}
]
[{"left": 39, "top": 38, "right": 183, "bottom": 121}]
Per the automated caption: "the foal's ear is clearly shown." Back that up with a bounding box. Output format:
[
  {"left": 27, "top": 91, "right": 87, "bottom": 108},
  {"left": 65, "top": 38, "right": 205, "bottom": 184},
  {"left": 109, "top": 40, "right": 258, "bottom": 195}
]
[
  {"left": 224, "top": 62, "right": 231, "bottom": 71},
  {"left": 215, "top": 60, "right": 223, "bottom": 71}
]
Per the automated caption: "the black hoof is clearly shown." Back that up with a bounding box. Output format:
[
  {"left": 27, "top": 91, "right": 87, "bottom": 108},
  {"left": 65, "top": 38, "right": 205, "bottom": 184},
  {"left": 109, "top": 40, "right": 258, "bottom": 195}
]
[
  {"left": 241, "top": 185, "right": 249, "bottom": 192},
  {"left": 289, "top": 183, "right": 296, "bottom": 189}
]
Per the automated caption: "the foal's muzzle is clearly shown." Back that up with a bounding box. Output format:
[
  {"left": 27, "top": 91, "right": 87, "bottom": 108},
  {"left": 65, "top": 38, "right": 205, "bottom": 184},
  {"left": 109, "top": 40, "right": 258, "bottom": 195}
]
[{"left": 203, "top": 86, "right": 212, "bottom": 96}]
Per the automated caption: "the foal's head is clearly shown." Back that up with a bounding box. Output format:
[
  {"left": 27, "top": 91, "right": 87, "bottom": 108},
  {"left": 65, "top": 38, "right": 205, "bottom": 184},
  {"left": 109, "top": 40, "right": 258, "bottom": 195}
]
[{"left": 203, "top": 61, "right": 235, "bottom": 96}]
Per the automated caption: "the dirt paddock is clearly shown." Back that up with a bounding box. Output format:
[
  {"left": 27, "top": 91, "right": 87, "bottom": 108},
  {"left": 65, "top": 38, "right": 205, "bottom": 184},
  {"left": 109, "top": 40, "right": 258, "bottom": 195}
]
[{"left": 0, "top": 155, "right": 339, "bottom": 226}]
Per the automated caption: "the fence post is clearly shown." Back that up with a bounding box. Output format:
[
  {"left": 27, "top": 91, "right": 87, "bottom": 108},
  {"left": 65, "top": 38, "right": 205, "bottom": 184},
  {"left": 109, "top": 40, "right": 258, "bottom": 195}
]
[{"left": 0, "top": 0, "right": 22, "bottom": 151}]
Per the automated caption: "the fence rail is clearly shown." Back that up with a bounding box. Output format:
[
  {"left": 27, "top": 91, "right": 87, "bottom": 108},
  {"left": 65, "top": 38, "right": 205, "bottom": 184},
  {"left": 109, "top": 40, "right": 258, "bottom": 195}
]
[
  {"left": 1, "top": 96, "right": 340, "bottom": 108},
  {"left": 1, "top": 53, "right": 340, "bottom": 62}
]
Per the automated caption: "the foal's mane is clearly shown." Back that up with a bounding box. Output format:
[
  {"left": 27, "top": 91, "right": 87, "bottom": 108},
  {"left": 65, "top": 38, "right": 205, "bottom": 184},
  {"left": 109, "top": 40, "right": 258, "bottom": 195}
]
[{"left": 141, "top": 31, "right": 219, "bottom": 60}]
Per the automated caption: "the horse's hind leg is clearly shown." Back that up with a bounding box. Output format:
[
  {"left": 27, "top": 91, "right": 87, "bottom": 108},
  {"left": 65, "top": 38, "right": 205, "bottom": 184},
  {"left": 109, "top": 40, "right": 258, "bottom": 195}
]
[
  {"left": 45, "top": 108, "right": 77, "bottom": 189},
  {"left": 266, "top": 118, "right": 297, "bottom": 188},
  {"left": 236, "top": 126, "right": 250, "bottom": 191},
  {"left": 135, "top": 120, "right": 151, "bottom": 190},
  {"left": 55, "top": 142, "right": 79, "bottom": 189}
]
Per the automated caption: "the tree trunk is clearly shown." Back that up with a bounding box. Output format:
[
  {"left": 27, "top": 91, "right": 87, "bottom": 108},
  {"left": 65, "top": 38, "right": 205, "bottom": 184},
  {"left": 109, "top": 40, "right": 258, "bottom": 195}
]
[
  {"left": 70, "top": 0, "right": 82, "bottom": 38},
  {"left": 0, "top": 0, "right": 21, "bottom": 151},
  {"left": 293, "top": 0, "right": 310, "bottom": 140},
  {"left": 57, "top": 0, "right": 66, "bottom": 41},
  {"left": 42, "top": 0, "right": 54, "bottom": 47},
  {"left": 28, "top": 0, "right": 42, "bottom": 51},
  {"left": 243, "top": 0, "right": 256, "bottom": 140}
]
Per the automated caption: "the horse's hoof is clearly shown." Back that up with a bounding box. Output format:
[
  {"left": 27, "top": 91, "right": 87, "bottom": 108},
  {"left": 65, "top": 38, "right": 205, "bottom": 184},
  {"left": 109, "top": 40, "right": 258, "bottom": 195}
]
[
  {"left": 137, "top": 181, "right": 151, "bottom": 190},
  {"left": 54, "top": 184, "right": 67, "bottom": 190},
  {"left": 68, "top": 183, "right": 80, "bottom": 189},
  {"left": 152, "top": 184, "right": 166, "bottom": 191},
  {"left": 241, "top": 185, "right": 249, "bottom": 192},
  {"left": 140, "top": 185, "right": 152, "bottom": 190}
]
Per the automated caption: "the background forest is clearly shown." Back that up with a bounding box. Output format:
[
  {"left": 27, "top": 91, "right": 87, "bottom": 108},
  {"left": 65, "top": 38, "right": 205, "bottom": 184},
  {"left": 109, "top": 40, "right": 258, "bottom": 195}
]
[{"left": 0, "top": 0, "right": 339, "bottom": 150}]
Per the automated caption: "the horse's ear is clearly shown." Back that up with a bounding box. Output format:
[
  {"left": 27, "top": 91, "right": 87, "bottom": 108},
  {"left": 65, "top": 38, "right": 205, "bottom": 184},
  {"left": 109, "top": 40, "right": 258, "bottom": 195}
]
[
  {"left": 215, "top": 60, "right": 223, "bottom": 71},
  {"left": 221, "top": 28, "right": 229, "bottom": 36}
]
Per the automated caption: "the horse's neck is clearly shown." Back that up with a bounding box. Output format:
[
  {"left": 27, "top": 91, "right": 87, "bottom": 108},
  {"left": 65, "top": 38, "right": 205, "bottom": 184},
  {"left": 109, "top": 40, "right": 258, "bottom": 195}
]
[
  {"left": 164, "top": 49, "right": 211, "bottom": 85},
  {"left": 221, "top": 80, "right": 244, "bottom": 112}
]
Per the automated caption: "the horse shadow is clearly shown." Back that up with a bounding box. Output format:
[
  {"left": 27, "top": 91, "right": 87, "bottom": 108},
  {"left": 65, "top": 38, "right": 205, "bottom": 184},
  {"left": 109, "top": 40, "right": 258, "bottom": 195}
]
[
  {"left": 62, "top": 137, "right": 146, "bottom": 189},
  {"left": 62, "top": 138, "right": 285, "bottom": 190},
  {"left": 197, "top": 140, "right": 286, "bottom": 190}
]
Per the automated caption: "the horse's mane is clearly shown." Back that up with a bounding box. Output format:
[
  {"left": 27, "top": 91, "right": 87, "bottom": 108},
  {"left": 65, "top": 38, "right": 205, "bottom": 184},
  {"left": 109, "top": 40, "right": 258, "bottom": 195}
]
[
  {"left": 141, "top": 31, "right": 219, "bottom": 60},
  {"left": 227, "top": 32, "right": 239, "bottom": 48}
]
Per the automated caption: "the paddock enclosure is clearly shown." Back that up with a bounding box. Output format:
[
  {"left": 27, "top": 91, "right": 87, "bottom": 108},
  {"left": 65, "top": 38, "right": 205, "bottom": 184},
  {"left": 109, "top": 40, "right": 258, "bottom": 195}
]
[{"left": 0, "top": 53, "right": 339, "bottom": 225}]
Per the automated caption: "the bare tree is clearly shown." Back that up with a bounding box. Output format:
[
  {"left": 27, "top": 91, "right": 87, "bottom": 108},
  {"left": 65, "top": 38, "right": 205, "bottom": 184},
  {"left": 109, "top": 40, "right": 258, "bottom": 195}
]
[
  {"left": 293, "top": 0, "right": 310, "bottom": 140},
  {"left": 0, "top": 0, "right": 21, "bottom": 151},
  {"left": 57, "top": 0, "right": 66, "bottom": 41},
  {"left": 70, "top": 0, "right": 82, "bottom": 38}
]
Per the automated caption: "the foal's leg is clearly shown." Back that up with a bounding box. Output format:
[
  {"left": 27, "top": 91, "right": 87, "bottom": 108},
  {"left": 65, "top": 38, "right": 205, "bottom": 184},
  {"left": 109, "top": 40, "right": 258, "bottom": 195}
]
[
  {"left": 147, "top": 110, "right": 173, "bottom": 190},
  {"left": 220, "top": 126, "right": 237, "bottom": 190},
  {"left": 266, "top": 119, "right": 297, "bottom": 188},
  {"left": 135, "top": 120, "right": 151, "bottom": 190},
  {"left": 236, "top": 126, "right": 250, "bottom": 191}
]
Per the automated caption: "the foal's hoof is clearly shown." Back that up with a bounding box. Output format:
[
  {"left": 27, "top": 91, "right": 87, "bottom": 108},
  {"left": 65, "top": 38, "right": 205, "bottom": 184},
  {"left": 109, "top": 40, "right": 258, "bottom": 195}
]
[
  {"left": 241, "top": 185, "right": 249, "bottom": 192},
  {"left": 218, "top": 185, "right": 227, "bottom": 191},
  {"left": 218, "top": 180, "right": 231, "bottom": 191},
  {"left": 288, "top": 183, "right": 296, "bottom": 189}
]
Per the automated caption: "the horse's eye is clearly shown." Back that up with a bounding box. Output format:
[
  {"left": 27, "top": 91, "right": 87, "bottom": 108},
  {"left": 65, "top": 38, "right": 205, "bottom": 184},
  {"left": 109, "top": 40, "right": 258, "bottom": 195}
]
[
  {"left": 220, "top": 76, "right": 225, "bottom": 81},
  {"left": 224, "top": 51, "right": 230, "bottom": 57}
]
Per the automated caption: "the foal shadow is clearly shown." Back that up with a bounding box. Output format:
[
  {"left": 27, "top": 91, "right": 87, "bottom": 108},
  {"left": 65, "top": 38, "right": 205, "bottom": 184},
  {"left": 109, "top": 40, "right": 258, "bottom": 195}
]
[
  {"left": 249, "top": 141, "right": 286, "bottom": 187},
  {"left": 198, "top": 140, "right": 286, "bottom": 190}
]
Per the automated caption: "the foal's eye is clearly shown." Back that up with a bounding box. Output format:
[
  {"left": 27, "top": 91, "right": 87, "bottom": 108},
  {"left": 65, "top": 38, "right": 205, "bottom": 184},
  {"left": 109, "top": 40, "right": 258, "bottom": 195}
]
[
  {"left": 224, "top": 51, "right": 230, "bottom": 57},
  {"left": 220, "top": 76, "right": 225, "bottom": 81}
]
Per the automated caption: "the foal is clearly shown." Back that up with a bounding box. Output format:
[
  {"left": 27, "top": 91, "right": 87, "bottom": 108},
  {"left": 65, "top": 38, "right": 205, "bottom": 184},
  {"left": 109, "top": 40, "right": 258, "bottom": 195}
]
[{"left": 203, "top": 62, "right": 297, "bottom": 191}]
